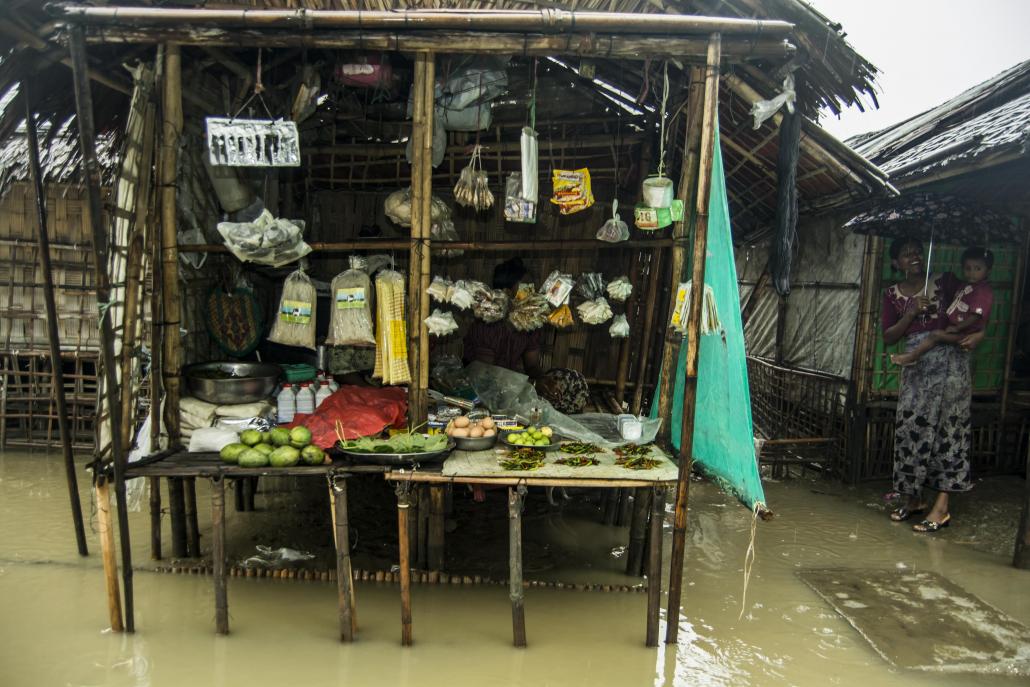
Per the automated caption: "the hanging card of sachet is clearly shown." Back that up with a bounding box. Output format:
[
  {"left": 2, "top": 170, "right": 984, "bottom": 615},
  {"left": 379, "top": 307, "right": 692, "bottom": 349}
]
[
  {"left": 372, "top": 270, "right": 410, "bottom": 385},
  {"left": 269, "top": 268, "right": 317, "bottom": 350},
  {"left": 325, "top": 257, "right": 375, "bottom": 347},
  {"left": 550, "top": 168, "right": 594, "bottom": 215}
]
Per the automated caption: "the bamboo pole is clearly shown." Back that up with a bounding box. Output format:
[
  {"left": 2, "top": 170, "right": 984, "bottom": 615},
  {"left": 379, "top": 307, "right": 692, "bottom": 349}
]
[
  {"left": 332, "top": 477, "right": 356, "bottom": 641},
  {"left": 68, "top": 25, "right": 133, "bottom": 632},
  {"left": 181, "top": 238, "right": 673, "bottom": 254},
  {"left": 631, "top": 248, "right": 664, "bottom": 415},
  {"left": 159, "top": 43, "right": 183, "bottom": 445},
  {"left": 21, "top": 69, "right": 89, "bottom": 557},
  {"left": 665, "top": 34, "right": 722, "bottom": 646},
  {"left": 1015, "top": 439, "right": 1030, "bottom": 569},
  {"left": 57, "top": 6, "right": 794, "bottom": 37},
  {"left": 184, "top": 477, "right": 201, "bottom": 557},
  {"left": 396, "top": 485, "right": 414, "bottom": 646},
  {"left": 644, "top": 487, "right": 666, "bottom": 647},
  {"left": 427, "top": 486, "right": 445, "bottom": 571},
  {"left": 509, "top": 485, "right": 528, "bottom": 648},
  {"left": 417, "top": 54, "right": 435, "bottom": 422},
  {"left": 625, "top": 487, "right": 651, "bottom": 576},
  {"left": 95, "top": 479, "right": 123, "bottom": 631},
  {"left": 168, "top": 477, "right": 188, "bottom": 557},
  {"left": 656, "top": 65, "right": 706, "bottom": 443},
  {"left": 1000, "top": 228, "right": 1028, "bottom": 421},
  {"left": 212, "top": 476, "right": 228, "bottom": 635}
]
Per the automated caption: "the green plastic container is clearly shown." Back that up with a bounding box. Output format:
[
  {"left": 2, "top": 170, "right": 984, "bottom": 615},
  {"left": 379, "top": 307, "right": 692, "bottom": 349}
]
[{"left": 281, "top": 363, "right": 317, "bottom": 383}]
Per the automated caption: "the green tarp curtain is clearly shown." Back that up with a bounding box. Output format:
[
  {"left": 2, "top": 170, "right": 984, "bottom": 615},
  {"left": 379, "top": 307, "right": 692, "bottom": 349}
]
[{"left": 651, "top": 126, "right": 766, "bottom": 511}]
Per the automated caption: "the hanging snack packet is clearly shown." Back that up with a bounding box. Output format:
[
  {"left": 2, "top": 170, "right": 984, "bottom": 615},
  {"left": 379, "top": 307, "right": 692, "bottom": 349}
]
[
  {"left": 550, "top": 168, "right": 594, "bottom": 215},
  {"left": 548, "top": 303, "right": 575, "bottom": 328},
  {"left": 609, "top": 314, "right": 630, "bottom": 338},
  {"left": 470, "top": 282, "right": 509, "bottom": 323},
  {"left": 269, "top": 268, "right": 317, "bottom": 350},
  {"left": 504, "top": 173, "right": 537, "bottom": 223},
  {"left": 428, "top": 276, "right": 452, "bottom": 304},
  {"left": 508, "top": 287, "right": 549, "bottom": 332},
  {"left": 575, "top": 272, "right": 606, "bottom": 300},
  {"left": 577, "top": 297, "right": 613, "bottom": 325},
  {"left": 541, "top": 270, "right": 574, "bottom": 308},
  {"left": 449, "top": 280, "right": 475, "bottom": 310},
  {"left": 607, "top": 275, "right": 633, "bottom": 302},
  {"left": 425, "top": 309, "right": 459, "bottom": 337},
  {"left": 372, "top": 270, "right": 411, "bottom": 385},
  {"left": 325, "top": 257, "right": 375, "bottom": 346}
]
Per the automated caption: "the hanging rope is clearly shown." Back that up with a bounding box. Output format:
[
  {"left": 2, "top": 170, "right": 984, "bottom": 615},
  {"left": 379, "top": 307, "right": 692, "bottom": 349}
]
[
  {"left": 657, "top": 61, "right": 670, "bottom": 178},
  {"left": 738, "top": 503, "right": 760, "bottom": 620}
]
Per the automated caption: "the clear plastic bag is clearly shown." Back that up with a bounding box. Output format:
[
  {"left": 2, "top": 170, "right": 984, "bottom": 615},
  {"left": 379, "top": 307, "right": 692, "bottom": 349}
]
[
  {"left": 425, "top": 309, "right": 459, "bottom": 337},
  {"left": 431, "top": 219, "right": 463, "bottom": 257},
  {"left": 325, "top": 259, "right": 375, "bottom": 346},
  {"left": 541, "top": 270, "right": 574, "bottom": 308},
  {"left": 449, "top": 280, "right": 475, "bottom": 310},
  {"left": 576, "top": 272, "right": 606, "bottom": 300},
  {"left": 269, "top": 268, "right": 317, "bottom": 350},
  {"left": 508, "top": 285, "right": 549, "bottom": 332},
  {"left": 217, "top": 209, "right": 311, "bottom": 268},
  {"left": 504, "top": 173, "right": 537, "bottom": 223},
  {"left": 428, "top": 276, "right": 452, "bottom": 303},
  {"left": 607, "top": 275, "right": 633, "bottom": 302},
  {"left": 609, "top": 313, "right": 630, "bottom": 338},
  {"left": 577, "top": 297, "right": 613, "bottom": 325},
  {"left": 470, "top": 283, "right": 509, "bottom": 323},
  {"left": 596, "top": 199, "right": 630, "bottom": 242}
]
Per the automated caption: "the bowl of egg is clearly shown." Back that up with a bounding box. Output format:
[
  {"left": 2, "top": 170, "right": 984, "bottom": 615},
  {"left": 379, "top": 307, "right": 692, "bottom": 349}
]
[{"left": 445, "top": 414, "right": 498, "bottom": 451}]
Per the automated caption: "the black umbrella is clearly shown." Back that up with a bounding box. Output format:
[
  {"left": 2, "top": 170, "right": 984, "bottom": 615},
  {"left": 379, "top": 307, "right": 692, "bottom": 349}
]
[{"left": 843, "top": 192, "right": 1023, "bottom": 245}]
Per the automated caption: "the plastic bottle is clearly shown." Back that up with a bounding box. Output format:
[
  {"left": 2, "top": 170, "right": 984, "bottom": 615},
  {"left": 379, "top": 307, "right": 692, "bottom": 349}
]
[
  {"left": 315, "top": 380, "right": 332, "bottom": 408},
  {"left": 327, "top": 376, "right": 339, "bottom": 393},
  {"left": 276, "top": 383, "right": 296, "bottom": 424},
  {"left": 295, "top": 382, "right": 316, "bottom": 415}
]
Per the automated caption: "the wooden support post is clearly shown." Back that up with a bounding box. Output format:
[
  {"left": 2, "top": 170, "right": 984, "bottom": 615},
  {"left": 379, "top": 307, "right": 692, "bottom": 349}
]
[
  {"left": 168, "top": 477, "right": 188, "bottom": 557},
  {"left": 234, "top": 478, "right": 245, "bottom": 512},
  {"left": 396, "top": 484, "right": 414, "bottom": 646},
  {"left": 616, "top": 487, "right": 634, "bottom": 527},
  {"left": 603, "top": 488, "right": 621, "bottom": 525},
  {"left": 656, "top": 65, "right": 707, "bottom": 440},
  {"left": 159, "top": 43, "right": 183, "bottom": 444},
  {"left": 631, "top": 248, "right": 664, "bottom": 415},
  {"left": 415, "top": 485, "right": 429, "bottom": 570},
  {"left": 149, "top": 476, "right": 162, "bottom": 559},
  {"left": 68, "top": 25, "right": 133, "bottom": 631},
  {"left": 21, "top": 69, "right": 89, "bottom": 557},
  {"left": 1000, "top": 230, "right": 1028, "bottom": 421},
  {"left": 96, "top": 479, "right": 123, "bottom": 631},
  {"left": 427, "top": 485, "right": 445, "bottom": 571},
  {"left": 666, "top": 34, "right": 722, "bottom": 646},
  {"left": 212, "top": 476, "right": 228, "bottom": 635},
  {"left": 626, "top": 487, "right": 651, "bottom": 577},
  {"left": 331, "top": 475, "right": 356, "bottom": 641},
  {"left": 184, "top": 476, "right": 201, "bottom": 557},
  {"left": 508, "top": 485, "right": 528, "bottom": 648},
  {"left": 1015, "top": 440, "right": 1030, "bottom": 569},
  {"left": 645, "top": 486, "right": 667, "bottom": 647}
]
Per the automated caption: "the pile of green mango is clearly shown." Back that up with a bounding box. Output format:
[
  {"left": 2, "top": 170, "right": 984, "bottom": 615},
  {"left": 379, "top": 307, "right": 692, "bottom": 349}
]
[{"left": 219, "top": 426, "right": 325, "bottom": 468}]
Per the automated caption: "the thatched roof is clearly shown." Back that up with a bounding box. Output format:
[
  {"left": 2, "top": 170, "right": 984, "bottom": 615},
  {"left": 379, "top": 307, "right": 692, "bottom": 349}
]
[{"left": 0, "top": 1, "right": 890, "bottom": 235}]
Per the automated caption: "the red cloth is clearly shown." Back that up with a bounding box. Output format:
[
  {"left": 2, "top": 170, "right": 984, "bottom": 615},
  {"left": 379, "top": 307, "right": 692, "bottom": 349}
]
[
  {"left": 881, "top": 272, "right": 960, "bottom": 336},
  {"left": 288, "top": 385, "right": 408, "bottom": 449},
  {"left": 946, "top": 281, "right": 993, "bottom": 331}
]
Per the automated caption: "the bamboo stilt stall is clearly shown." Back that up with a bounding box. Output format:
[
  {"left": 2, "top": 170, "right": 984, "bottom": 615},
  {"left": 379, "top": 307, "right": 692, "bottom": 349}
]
[
  {"left": 665, "top": 34, "right": 722, "bottom": 646},
  {"left": 21, "top": 70, "right": 89, "bottom": 558},
  {"left": 67, "top": 24, "right": 134, "bottom": 632},
  {"left": 656, "top": 65, "right": 706, "bottom": 442}
]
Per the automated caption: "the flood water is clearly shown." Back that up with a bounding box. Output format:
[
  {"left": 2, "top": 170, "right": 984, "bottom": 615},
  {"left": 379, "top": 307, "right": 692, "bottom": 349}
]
[{"left": 1, "top": 449, "right": 1027, "bottom": 686}]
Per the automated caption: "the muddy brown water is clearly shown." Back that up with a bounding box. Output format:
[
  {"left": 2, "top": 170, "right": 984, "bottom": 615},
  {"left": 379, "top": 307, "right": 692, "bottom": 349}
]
[{"left": 0, "top": 450, "right": 1027, "bottom": 686}]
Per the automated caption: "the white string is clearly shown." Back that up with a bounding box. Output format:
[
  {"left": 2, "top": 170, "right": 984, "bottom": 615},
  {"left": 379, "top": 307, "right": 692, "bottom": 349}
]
[
  {"left": 738, "top": 503, "right": 760, "bottom": 620},
  {"left": 657, "top": 61, "right": 670, "bottom": 178}
]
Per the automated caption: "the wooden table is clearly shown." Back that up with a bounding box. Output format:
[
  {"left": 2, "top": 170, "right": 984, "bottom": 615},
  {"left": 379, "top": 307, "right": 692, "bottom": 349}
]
[
  {"left": 384, "top": 463, "right": 675, "bottom": 648},
  {"left": 125, "top": 450, "right": 386, "bottom": 640}
]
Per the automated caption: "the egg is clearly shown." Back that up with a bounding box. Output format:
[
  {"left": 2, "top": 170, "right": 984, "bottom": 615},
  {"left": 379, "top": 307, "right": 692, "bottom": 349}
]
[
  {"left": 483, "top": 429, "right": 496, "bottom": 437},
  {"left": 480, "top": 417, "right": 496, "bottom": 429},
  {"left": 453, "top": 416, "right": 471, "bottom": 428},
  {"left": 469, "top": 426, "right": 484, "bottom": 438},
  {"left": 451, "top": 427, "right": 470, "bottom": 438}
]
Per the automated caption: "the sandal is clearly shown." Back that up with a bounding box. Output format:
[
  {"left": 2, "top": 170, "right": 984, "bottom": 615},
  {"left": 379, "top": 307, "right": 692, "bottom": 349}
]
[
  {"left": 890, "top": 505, "right": 926, "bottom": 522},
  {"left": 912, "top": 514, "right": 951, "bottom": 533}
]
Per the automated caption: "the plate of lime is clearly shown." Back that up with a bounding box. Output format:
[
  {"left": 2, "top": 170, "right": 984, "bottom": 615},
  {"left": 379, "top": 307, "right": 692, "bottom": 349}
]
[{"left": 501, "top": 426, "right": 561, "bottom": 452}]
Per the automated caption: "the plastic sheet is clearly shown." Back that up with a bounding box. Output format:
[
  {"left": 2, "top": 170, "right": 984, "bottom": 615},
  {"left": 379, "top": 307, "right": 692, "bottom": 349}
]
[
  {"left": 217, "top": 209, "right": 311, "bottom": 268},
  {"left": 240, "top": 545, "right": 315, "bottom": 569}
]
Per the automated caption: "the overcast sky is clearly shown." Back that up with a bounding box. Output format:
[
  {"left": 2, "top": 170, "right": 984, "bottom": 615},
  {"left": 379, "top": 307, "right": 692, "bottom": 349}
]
[{"left": 810, "top": 0, "right": 1030, "bottom": 142}]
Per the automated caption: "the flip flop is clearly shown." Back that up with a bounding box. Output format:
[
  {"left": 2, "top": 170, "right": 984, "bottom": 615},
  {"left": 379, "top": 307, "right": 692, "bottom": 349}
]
[
  {"left": 890, "top": 506, "right": 926, "bottom": 522},
  {"left": 912, "top": 514, "right": 951, "bottom": 533}
]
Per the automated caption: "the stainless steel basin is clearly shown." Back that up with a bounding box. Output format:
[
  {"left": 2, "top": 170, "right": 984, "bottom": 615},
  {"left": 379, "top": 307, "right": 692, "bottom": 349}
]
[{"left": 182, "top": 361, "right": 282, "bottom": 405}]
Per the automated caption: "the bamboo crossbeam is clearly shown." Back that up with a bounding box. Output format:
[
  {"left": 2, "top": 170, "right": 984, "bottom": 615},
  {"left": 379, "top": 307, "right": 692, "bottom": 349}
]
[
  {"left": 75, "top": 27, "right": 794, "bottom": 61},
  {"left": 185, "top": 238, "right": 673, "bottom": 253},
  {"left": 55, "top": 6, "right": 794, "bottom": 37},
  {"left": 303, "top": 133, "right": 645, "bottom": 158}
]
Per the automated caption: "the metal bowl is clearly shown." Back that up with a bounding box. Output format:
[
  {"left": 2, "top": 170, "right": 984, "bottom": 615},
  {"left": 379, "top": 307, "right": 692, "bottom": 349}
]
[
  {"left": 452, "top": 434, "right": 498, "bottom": 451},
  {"left": 183, "top": 361, "right": 282, "bottom": 405}
]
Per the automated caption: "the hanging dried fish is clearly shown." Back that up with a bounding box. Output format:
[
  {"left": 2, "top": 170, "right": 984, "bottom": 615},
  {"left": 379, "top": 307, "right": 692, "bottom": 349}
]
[{"left": 454, "top": 145, "right": 494, "bottom": 211}]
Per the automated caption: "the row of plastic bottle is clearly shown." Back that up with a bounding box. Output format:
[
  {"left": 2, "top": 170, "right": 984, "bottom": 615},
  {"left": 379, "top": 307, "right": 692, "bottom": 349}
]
[{"left": 277, "top": 374, "right": 339, "bottom": 423}]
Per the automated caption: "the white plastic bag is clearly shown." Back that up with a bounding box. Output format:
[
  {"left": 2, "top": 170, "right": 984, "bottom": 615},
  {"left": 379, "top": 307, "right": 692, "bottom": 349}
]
[
  {"left": 596, "top": 199, "right": 630, "bottom": 243},
  {"left": 425, "top": 309, "right": 459, "bottom": 337},
  {"left": 325, "top": 259, "right": 375, "bottom": 346},
  {"left": 504, "top": 173, "right": 536, "bottom": 224},
  {"left": 607, "top": 275, "right": 633, "bottom": 302},
  {"left": 520, "top": 127, "right": 538, "bottom": 202},
  {"left": 609, "top": 314, "right": 630, "bottom": 338},
  {"left": 188, "top": 427, "right": 240, "bottom": 453},
  {"left": 269, "top": 268, "right": 317, "bottom": 350}
]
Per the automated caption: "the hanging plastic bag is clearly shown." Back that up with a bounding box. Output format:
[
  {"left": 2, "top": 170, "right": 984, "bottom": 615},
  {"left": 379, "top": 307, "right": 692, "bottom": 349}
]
[
  {"left": 269, "top": 267, "right": 317, "bottom": 350},
  {"left": 575, "top": 272, "right": 606, "bottom": 300},
  {"left": 508, "top": 284, "right": 548, "bottom": 332},
  {"left": 470, "top": 282, "right": 509, "bottom": 323},
  {"left": 504, "top": 173, "right": 536, "bottom": 224},
  {"left": 449, "top": 280, "right": 475, "bottom": 310},
  {"left": 425, "top": 309, "right": 459, "bottom": 337},
  {"left": 550, "top": 168, "right": 594, "bottom": 215},
  {"left": 218, "top": 209, "right": 311, "bottom": 268},
  {"left": 670, "top": 281, "right": 722, "bottom": 335},
  {"left": 548, "top": 304, "right": 575, "bottom": 328},
  {"left": 325, "top": 257, "right": 375, "bottom": 347},
  {"left": 607, "top": 275, "right": 633, "bottom": 302},
  {"left": 428, "top": 276, "right": 452, "bottom": 303},
  {"left": 454, "top": 145, "right": 494, "bottom": 211},
  {"left": 521, "top": 127, "right": 538, "bottom": 202},
  {"left": 609, "top": 314, "right": 630, "bottom": 338},
  {"left": 541, "top": 270, "right": 574, "bottom": 308},
  {"left": 431, "top": 219, "right": 463, "bottom": 258},
  {"left": 372, "top": 270, "right": 411, "bottom": 385},
  {"left": 384, "top": 187, "right": 450, "bottom": 228},
  {"left": 577, "top": 297, "right": 613, "bottom": 325},
  {"left": 596, "top": 199, "right": 630, "bottom": 243}
]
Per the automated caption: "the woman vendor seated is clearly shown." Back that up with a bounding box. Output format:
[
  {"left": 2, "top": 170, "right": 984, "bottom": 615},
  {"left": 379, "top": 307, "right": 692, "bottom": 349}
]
[{"left": 463, "top": 258, "right": 590, "bottom": 415}]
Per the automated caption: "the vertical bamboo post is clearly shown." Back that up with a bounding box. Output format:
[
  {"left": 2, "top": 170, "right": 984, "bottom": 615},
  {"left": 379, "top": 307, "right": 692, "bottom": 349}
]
[
  {"left": 159, "top": 43, "right": 183, "bottom": 444},
  {"left": 645, "top": 486, "right": 667, "bottom": 647},
  {"left": 212, "top": 476, "right": 228, "bottom": 635},
  {"left": 508, "top": 485, "right": 528, "bottom": 648},
  {"left": 149, "top": 476, "right": 162, "bottom": 559},
  {"left": 332, "top": 476, "right": 356, "bottom": 641},
  {"left": 1000, "top": 229, "right": 1028, "bottom": 421},
  {"left": 396, "top": 484, "right": 413, "bottom": 646},
  {"left": 68, "top": 25, "right": 133, "bottom": 632},
  {"left": 96, "top": 479, "right": 124, "bottom": 631},
  {"left": 427, "top": 485, "right": 445, "bottom": 571},
  {"left": 631, "top": 248, "right": 664, "bottom": 415},
  {"left": 665, "top": 34, "right": 721, "bottom": 646},
  {"left": 21, "top": 69, "right": 89, "bottom": 557},
  {"left": 184, "top": 476, "right": 201, "bottom": 556},
  {"left": 656, "top": 65, "right": 707, "bottom": 440},
  {"left": 407, "top": 52, "right": 435, "bottom": 425},
  {"left": 625, "top": 487, "right": 651, "bottom": 576},
  {"left": 168, "top": 477, "right": 188, "bottom": 557},
  {"left": 1015, "top": 439, "right": 1030, "bottom": 569}
]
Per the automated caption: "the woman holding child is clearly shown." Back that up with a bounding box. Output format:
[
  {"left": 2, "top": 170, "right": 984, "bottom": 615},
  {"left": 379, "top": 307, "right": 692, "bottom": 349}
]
[{"left": 881, "top": 239, "right": 991, "bottom": 533}]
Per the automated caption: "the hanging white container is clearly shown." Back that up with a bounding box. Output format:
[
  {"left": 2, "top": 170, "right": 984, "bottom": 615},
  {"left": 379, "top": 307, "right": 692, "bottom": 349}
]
[{"left": 642, "top": 175, "right": 674, "bottom": 208}]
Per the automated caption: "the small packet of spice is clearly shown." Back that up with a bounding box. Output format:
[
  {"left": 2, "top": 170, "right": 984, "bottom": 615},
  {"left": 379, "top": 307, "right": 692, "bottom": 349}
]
[
  {"left": 548, "top": 303, "right": 575, "bottom": 328},
  {"left": 577, "top": 297, "right": 613, "bottom": 325},
  {"left": 541, "top": 270, "right": 574, "bottom": 308},
  {"left": 428, "top": 275, "right": 452, "bottom": 303}
]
